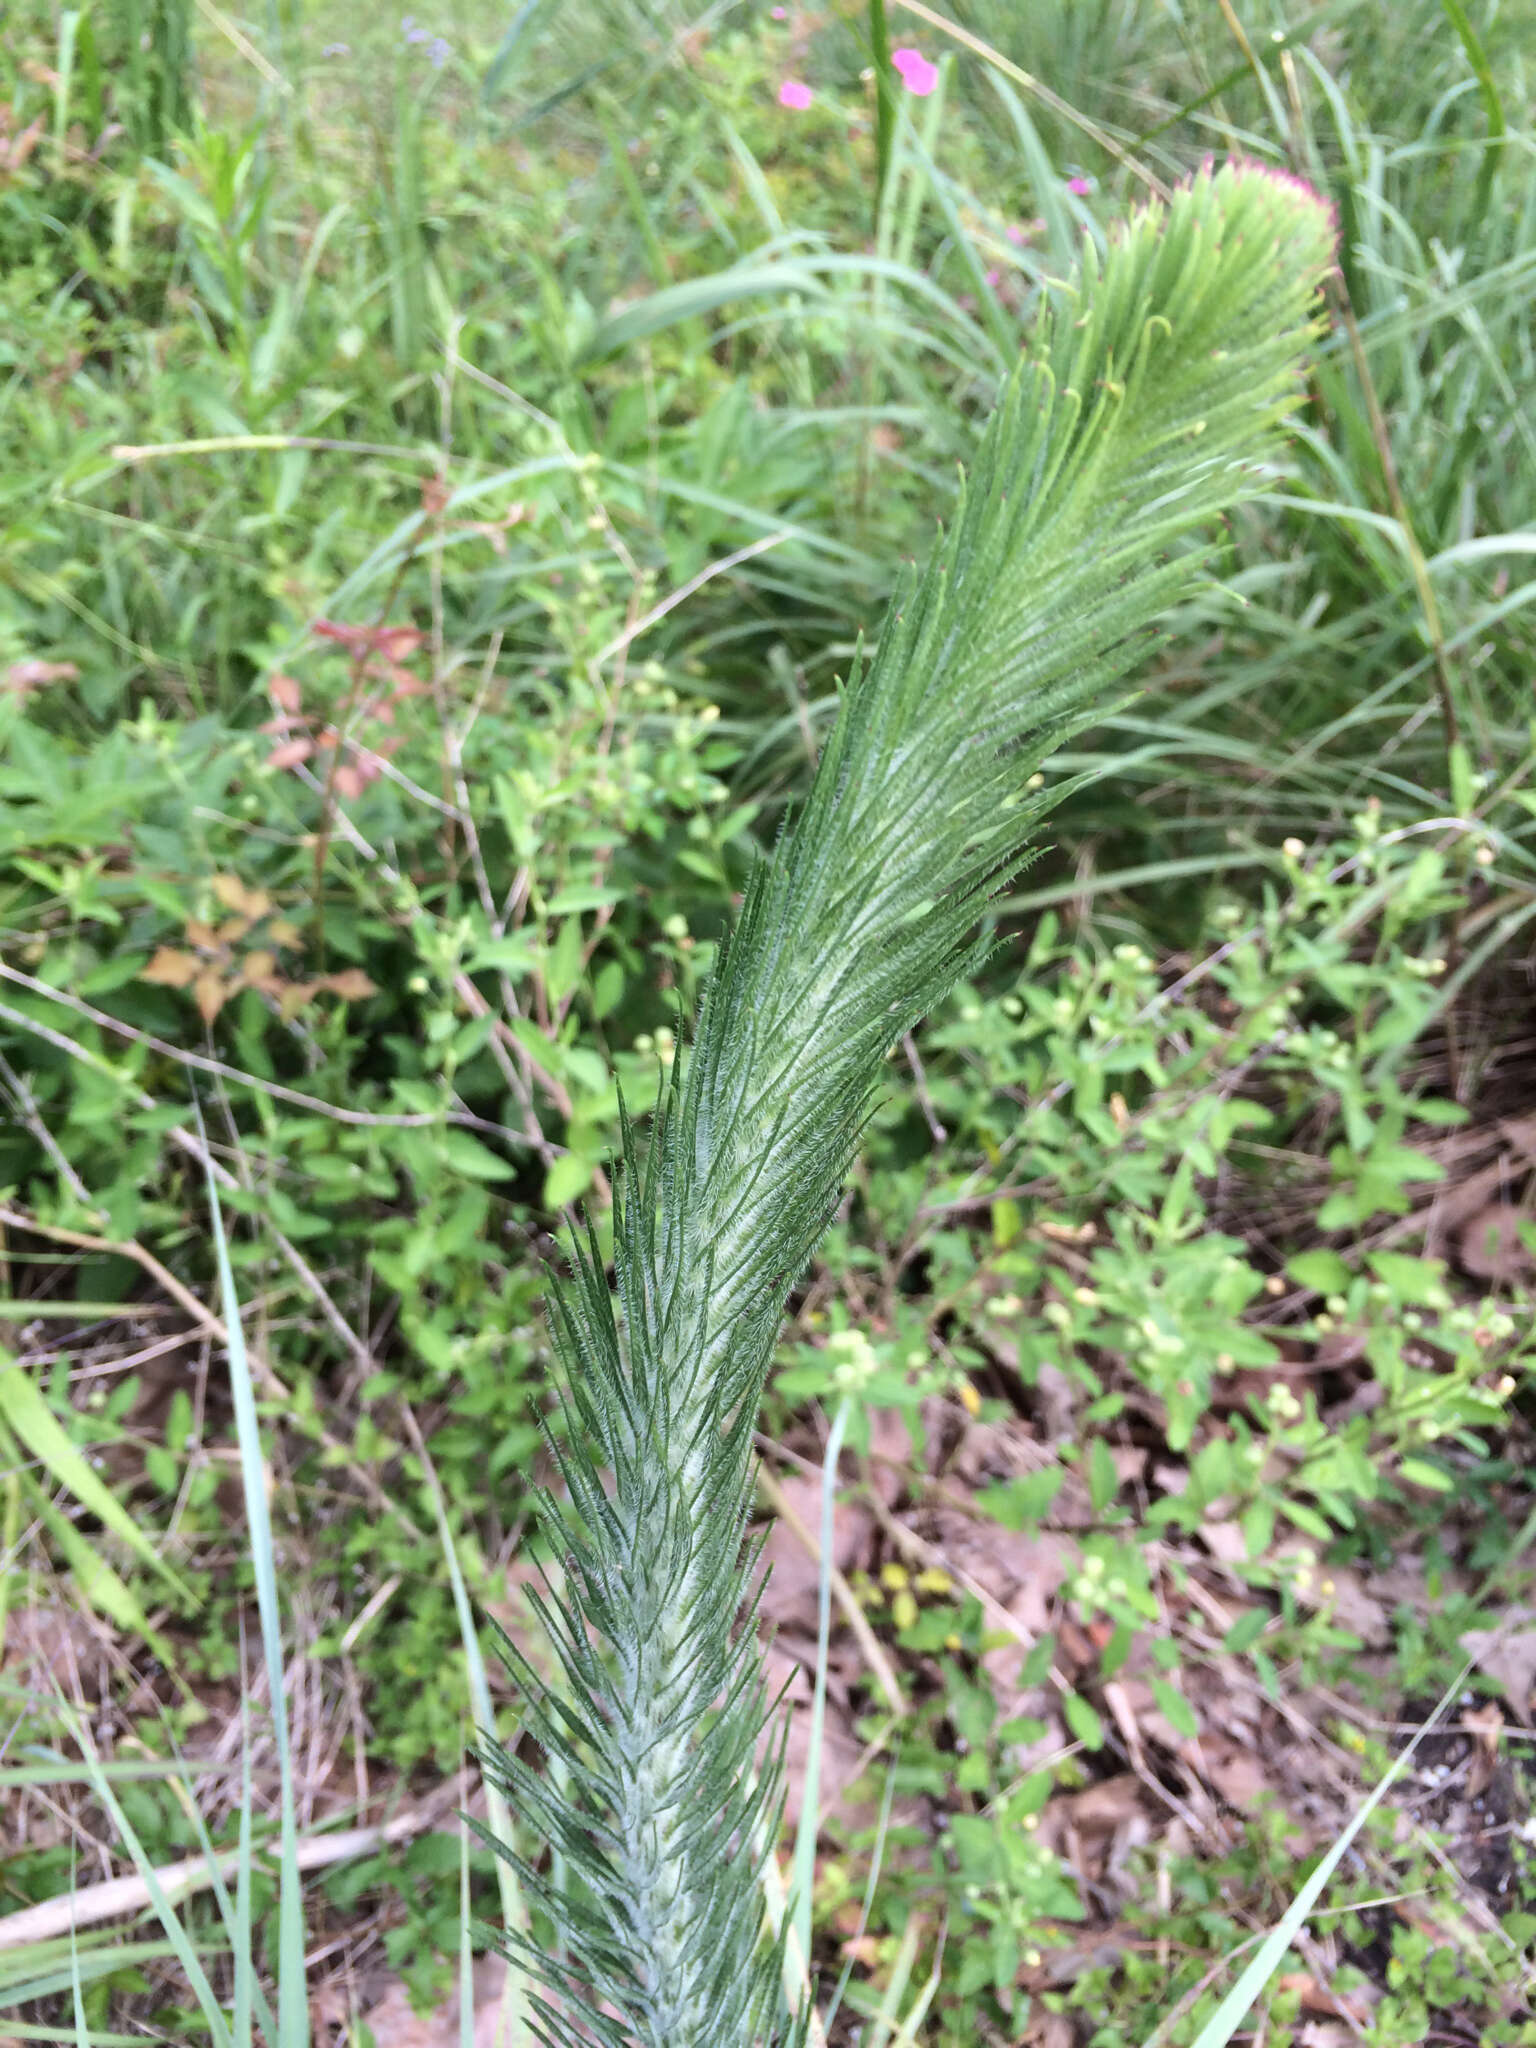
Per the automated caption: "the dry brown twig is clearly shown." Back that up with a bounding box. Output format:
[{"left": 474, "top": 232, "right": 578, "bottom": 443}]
[{"left": 0, "top": 1783, "right": 470, "bottom": 1953}]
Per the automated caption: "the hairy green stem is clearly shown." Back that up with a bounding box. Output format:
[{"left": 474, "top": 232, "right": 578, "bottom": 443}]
[{"left": 479, "top": 160, "right": 1337, "bottom": 2048}]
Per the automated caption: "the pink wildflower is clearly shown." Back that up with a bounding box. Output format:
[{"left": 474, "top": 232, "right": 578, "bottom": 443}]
[
  {"left": 779, "top": 78, "right": 813, "bottom": 110},
  {"left": 1067, "top": 176, "right": 1092, "bottom": 195},
  {"left": 771, "top": 4, "right": 787, "bottom": 15},
  {"left": 985, "top": 267, "right": 1000, "bottom": 287},
  {"left": 891, "top": 47, "right": 939, "bottom": 96}
]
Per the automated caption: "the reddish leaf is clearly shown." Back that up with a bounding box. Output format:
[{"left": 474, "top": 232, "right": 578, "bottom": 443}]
[
  {"left": 4, "top": 115, "right": 45, "bottom": 172},
  {"left": 333, "top": 763, "right": 364, "bottom": 800},
  {"left": 466, "top": 502, "right": 533, "bottom": 556},
  {"left": 311, "top": 618, "right": 369, "bottom": 651},
  {"left": 311, "top": 619, "right": 425, "bottom": 664},
  {"left": 373, "top": 626, "right": 426, "bottom": 663},
  {"left": 211, "top": 875, "right": 273, "bottom": 920},
  {"left": 2, "top": 658, "right": 78, "bottom": 694},
  {"left": 240, "top": 949, "right": 278, "bottom": 990},
  {"left": 193, "top": 971, "right": 228, "bottom": 1024},
  {"left": 266, "top": 738, "right": 314, "bottom": 770},
  {"left": 324, "top": 969, "right": 377, "bottom": 1001},
  {"left": 140, "top": 947, "right": 199, "bottom": 989},
  {"left": 269, "top": 672, "right": 303, "bottom": 713},
  {"left": 278, "top": 981, "right": 322, "bottom": 1020}
]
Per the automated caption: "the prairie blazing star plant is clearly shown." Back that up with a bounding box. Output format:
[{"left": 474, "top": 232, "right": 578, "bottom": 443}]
[{"left": 477, "top": 162, "right": 1338, "bottom": 2048}]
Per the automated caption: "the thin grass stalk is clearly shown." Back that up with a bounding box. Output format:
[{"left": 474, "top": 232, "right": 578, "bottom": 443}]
[
  {"left": 203, "top": 1116, "right": 308, "bottom": 2045},
  {"left": 1437, "top": 0, "right": 1507, "bottom": 221},
  {"left": 868, "top": 0, "right": 895, "bottom": 231}
]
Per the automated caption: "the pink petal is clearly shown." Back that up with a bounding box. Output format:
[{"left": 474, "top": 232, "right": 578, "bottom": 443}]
[
  {"left": 891, "top": 47, "right": 938, "bottom": 96},
  {"left": 1067, "top": 176, "right": 1092, "bottom": 195},
  {"left": 985, "top": 267, "right": 1000, "bottom": 287},
  {"left": 778, "top": 78, "right": 812, "bottom": 110},
  {"left": 771, "top": 4, "right": 787, "bottom": 14}
]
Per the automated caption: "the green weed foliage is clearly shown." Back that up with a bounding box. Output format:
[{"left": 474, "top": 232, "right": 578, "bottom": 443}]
[{"left": 0, "top": 1, "right": 1533, "bottom": 2043}]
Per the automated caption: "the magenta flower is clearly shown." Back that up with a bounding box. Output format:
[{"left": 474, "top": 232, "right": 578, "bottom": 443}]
[
  {"left": 1067, "top": 175, "right": 1093, "bottom": 195},
  {"left": 891, "top": 46, "right": 939, "bottom": 96},
  {"left": 985, "top": 267, "right": 1000, "bottom": 287},
  {"left": 779, "top": 78, "right": 812, "bottom": 110},
  {"left": 771, "top": 4, "right": 787, "bottom": 15}
]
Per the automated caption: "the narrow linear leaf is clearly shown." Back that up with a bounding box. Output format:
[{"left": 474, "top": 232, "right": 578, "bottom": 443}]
[
  {"left": 0, "top": 1358, "right": 195, "bottom": 1605},
  {"left": 203, "top": 1139, "right": 309, "bottom": 2048},
  {"left": 1183, "top": 1663, "right": 1473, "bottom": 2048}
]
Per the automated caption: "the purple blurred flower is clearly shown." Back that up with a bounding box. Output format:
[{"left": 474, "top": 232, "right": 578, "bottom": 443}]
[
  {"left": 891, "top": 47, "right": 938, "bottom": 96},
  {"left": 779, "top": 78, "right": 812, "bottom": 110},
  {"left": 322, "top": 40, "right": 350, "bottom": 56},
  {"left": 400, "top": 14, "right": 448, "bottom": 64},
  {"left": 1067, "top": 175, "right": 1092, "bottom": 195}
]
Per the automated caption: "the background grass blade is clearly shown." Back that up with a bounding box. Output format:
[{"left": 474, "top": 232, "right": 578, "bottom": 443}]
[
  {"left": 201, "top": 1112, "right": 308, "bottom": 2048},
  {"left": 1179, "top": 1661, "right": 1474, "bottom": 2048}
]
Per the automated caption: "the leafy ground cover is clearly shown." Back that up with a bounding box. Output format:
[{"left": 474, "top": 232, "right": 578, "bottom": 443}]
[{"left": 1, "top": 1, "right": 1534, "bottom": 2043}]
